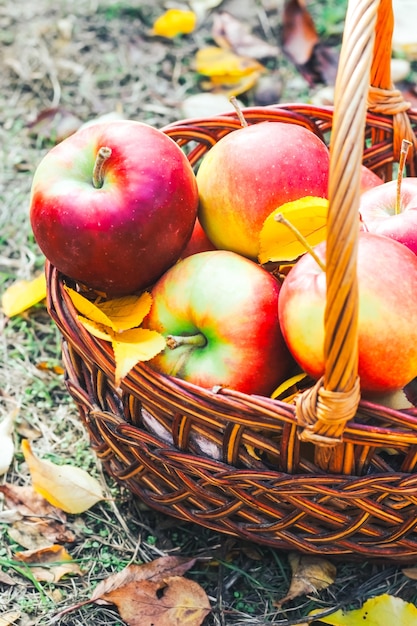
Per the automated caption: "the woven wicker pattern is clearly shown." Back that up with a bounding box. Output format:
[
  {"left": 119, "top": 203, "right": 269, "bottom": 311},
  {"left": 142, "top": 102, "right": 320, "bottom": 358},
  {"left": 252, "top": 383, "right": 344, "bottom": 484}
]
[{"left": 45, "top": 0, "right": 417, "bottom": 559}]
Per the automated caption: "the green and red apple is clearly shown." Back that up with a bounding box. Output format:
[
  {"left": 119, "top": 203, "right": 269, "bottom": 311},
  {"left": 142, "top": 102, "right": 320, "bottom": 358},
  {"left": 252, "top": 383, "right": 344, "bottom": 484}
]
[
  {"left": 359, "top": 178, "right": 417, "bottom": 254},
  {"left": 278, "top": 231, "right": 417, "bottom": 393},
  {"left": 196, "top": 121, "right": 330, "bottom": 260},
  {"left": 30, "top": 120, "right": 198, "bottom": 296},
  {"left": 143, "top": 250, "right": 294, "bottom": 395}
]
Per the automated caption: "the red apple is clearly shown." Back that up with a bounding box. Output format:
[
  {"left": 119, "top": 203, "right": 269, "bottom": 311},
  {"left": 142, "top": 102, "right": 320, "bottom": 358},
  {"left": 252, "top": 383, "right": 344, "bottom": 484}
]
[
  {"left": 30, "top": 120, "right": 198, "bottom": 296},
  {"left": 359, "top": 178, "right": 417, "bottom": 254},
  {"left": 360, "top": 164, "right": 384, "bottom": 192},
  {"left": 196, "top": 122, "right": 330, "bottom": 260},
  {"left": 143, "top": 250, "right": 294, "bottom": 395},
  {"left": 278, "top": 232, "right": 417, "bottom": 393},
  {"left": 180, "top": 218, "right": 217, "bottom": 259}
]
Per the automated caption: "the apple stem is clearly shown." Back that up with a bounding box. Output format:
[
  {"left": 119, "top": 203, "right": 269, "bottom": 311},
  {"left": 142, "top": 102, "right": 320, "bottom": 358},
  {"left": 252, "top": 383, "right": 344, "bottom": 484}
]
[
  {"left": 395, "top": 139, "right": 412, "bottom": 215},
  {"left": 166, "top": 333, "right": 207, "bottom": 350},
  {"left": 92, "top": 146, "right": 112, "bottom": 189},
  {"left": 275, "top": 213, "right": 326, "bottom": 272},
  {"left": 230, "top": 96, "right": 248, "bottom": 128}
]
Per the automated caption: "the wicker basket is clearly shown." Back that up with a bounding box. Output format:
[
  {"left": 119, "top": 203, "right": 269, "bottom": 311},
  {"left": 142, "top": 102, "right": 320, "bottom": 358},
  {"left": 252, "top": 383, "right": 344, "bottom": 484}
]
[{"left": 46, "top": 0, "right": 417, "bottom": 560}]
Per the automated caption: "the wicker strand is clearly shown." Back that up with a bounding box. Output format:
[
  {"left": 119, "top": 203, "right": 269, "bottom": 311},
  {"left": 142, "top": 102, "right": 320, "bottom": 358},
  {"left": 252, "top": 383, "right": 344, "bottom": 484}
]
[
  {"left": 295, "top": 0, "right": 380, "bottom": 454},
  {"left": 296, "top": 377, "right": 361, "bottom": 445},
  {"left": 367, "top": 0, "right": 417, "bottom": 160}
]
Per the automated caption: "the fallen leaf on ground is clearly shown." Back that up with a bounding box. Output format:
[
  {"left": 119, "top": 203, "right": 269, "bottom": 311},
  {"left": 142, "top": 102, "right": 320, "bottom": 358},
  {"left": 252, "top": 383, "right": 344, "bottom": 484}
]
[
  {"left": 0, "top": 571, "right": 18, "bottom": 586},
  {"left": 27, "top": 106, "right": 83, "bottom": 143},
  {"left": 1, "top": 273, "right": 46, "bottom": 318},
  {"left": 282, "top": 0, "right": 318, "bottom": 66},
  {"left": 281, "top": 0, "right": 339, "bottom": 86},
  {"left": 92, "top": 556, "right": 199, "bottom": 599},
  {"left": 212, "top": 11, "right": 279, "bottom": 59},
  {"left": 152, "top": 9, "right": 197, "bottom": 38},
  {"left": 0, "top": 483, "right": 74, "bottom": 547},
  {"left": 0, "top": 409, "right": 17, "bottom": 476},
  {"left": 21, "top": 439, "right": 105, "bottom": 514},
  {"left": 0, "top": 612, "right": 21, "bottom": 626},
  {"left": 195, "top": 46, "right": 264, "bottom": 96},
  {"left": 309, "top": 593, "right": 417, "bottom": 624},
  {"left": 103, "top": 575, "right": 211, "bottom": 626},
  {"left": 275, "top": 552, "right": 337, "bottom": 606},
  {"left": 258, "top": 196, "right": 328, "bottom": 264},
  {"left": 14, "top": 544, "right": 83, "bottom": 582},
  {"left": 55, "top": 556, "right": 211, "bottom": 625}
]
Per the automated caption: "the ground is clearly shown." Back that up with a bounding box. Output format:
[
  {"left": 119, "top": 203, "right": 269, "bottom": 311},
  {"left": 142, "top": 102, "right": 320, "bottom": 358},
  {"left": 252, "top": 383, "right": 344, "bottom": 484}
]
[{"left": 1, "top": 1, "right": 417, "bottom": 625}]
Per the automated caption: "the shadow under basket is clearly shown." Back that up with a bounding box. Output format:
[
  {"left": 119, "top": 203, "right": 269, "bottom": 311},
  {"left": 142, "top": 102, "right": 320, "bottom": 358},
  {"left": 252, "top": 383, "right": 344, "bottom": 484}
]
[{"left": 45, "top": 0, "right": 417, "bottom": 561}]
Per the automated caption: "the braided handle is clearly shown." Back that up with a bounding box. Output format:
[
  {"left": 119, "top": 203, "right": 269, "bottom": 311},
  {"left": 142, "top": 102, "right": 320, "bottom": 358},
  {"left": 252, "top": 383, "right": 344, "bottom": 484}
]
[{"left": 294, "top": 0, "right": 410, "bottom": 468}]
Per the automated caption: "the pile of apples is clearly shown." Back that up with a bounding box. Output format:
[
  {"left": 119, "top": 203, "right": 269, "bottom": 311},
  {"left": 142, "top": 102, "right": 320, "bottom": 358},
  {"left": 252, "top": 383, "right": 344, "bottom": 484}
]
[{"left": 29, "top": 118, "right": 417, "bottom": 398}]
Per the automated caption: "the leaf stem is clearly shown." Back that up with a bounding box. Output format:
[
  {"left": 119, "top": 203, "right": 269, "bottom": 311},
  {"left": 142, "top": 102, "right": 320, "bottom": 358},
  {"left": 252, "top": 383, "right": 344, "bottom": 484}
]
[
  {"left": 92, "top": 146, "right": 112, "bottom": 189},
  {"left": 275, "top": 213, "right": 326, "bottom": 271},
  {"left": 395, "top": 139, "right": 412, "bottom": 215}
]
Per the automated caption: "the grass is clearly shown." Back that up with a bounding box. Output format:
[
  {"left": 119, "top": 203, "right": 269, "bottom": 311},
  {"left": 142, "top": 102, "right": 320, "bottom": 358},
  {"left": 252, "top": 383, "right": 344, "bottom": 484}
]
[{"left": 1, "top": 0, "right": 417, "bottom": 624}]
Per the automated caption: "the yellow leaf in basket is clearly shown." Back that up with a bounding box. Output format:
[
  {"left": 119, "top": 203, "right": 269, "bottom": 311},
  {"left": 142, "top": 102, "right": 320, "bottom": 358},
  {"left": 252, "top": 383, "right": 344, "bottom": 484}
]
[
  {"left": 152, "top": 9, "right": 197, "bottom": 38},
  {"left": 1, "top": 273, "right": 46, "bottom": 317},
  {"left": 196, "top": 46, "right": 264, "bottom": 78},
  {"left": 92, "top": 292, "right": 152, "bottom": 332},
  {"left": 78, "top": 316, "right": 113, "bottom": 341},
  {"left": 271, "top": 372, "right": 309, "bottom": 401},
  {"left": 65, "top": 287, "right": 152, "bottom": 332},
  {"left": 77, "top": 316, "right": 166, "bottom": 384},
  {"left": 21, "top": 439, "right": 105, "bottom": 514},
  {"left": 258, "top": 196, "right": 328, "bottom": 264},
  {"left": 112, "top": 328, "right": 166, "bottom": 385},
  {"left": 309, "top": 593, "right": 417, "bottom": 625}
]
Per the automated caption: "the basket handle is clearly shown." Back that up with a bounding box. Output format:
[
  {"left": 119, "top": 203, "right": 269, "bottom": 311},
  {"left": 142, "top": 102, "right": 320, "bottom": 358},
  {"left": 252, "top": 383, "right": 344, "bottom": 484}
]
[{"left": 294, "top": 0, "right": 416, "bottom": 468}]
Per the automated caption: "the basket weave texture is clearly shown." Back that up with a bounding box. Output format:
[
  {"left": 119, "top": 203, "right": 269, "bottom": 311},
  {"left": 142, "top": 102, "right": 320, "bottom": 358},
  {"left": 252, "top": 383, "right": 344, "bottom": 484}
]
[{"left": 46, "top": 0, "right": 417, "bottom": 559}]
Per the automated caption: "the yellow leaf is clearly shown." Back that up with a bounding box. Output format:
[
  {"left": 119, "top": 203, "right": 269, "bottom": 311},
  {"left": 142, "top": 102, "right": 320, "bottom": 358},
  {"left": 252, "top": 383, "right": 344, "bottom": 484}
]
[
  {"left": 309, "top": 593, "right": 417, "bottom": 625},
  {"left": 258, "top": 196, "right": 328, "bottom": 264},
  {"left": 271, "top": 372, "right": 309, "bottom": 400},
  {"left": 95, "top": 292, "right": 152, "bottom": 332},
  {"left": 1, "top": 273, "right": 46, "bottom": 317},
  {"left": 152, "top": 9, "right": 197, "bottom": 38},
  {"left": 15, "top": 544, "right": 83, "bottom": 582},
  {"left": 78, "top": 316, "right": 114, "bottom": 341},
  {"left": 112, "top": 328, "right": 166, "bottom": 385},
  {"left": 21, "top": 439, "right": 105, "bottom": 514},
  {"left": 66, "top": 287, "right": 152, "bottom": 332},
  {"left": 196, "top": 46, "right": 263, "bottom": 77}
]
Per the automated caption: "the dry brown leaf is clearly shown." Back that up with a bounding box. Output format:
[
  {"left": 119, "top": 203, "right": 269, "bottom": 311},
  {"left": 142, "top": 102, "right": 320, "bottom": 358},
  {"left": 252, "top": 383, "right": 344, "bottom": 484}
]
[
  {"left": 103, "top": 575, "right": 211, "bottom": 626},
  {"left": 0, "top": 612, "right": 21, "bottom": 626},
  {"left": 21, "top": 439, "right": 105, "bottom": 514},
  {"left": 0, "top": 483, "right": 75, "bottom": 548},
  {"left": 27, "top": 106, "right": 83, "bottom": 143},
  {"left": 212, "top": 11, "right": 279, "bottom": 59},
  {"left": 0, "top": 571, "right": 18, "bottom": 586},
  {"left": 14, "top": 544, "right": 83, "bottom": 583},
  {"left": 275, "top": 552, "right": 337, "bottom": 607},
  {"left": 92, "top": 556, "right": 199, "bottom": 600},
  {"left": 282, "top": 0, "right": 319, "bottom": 66},
  {"left": 55, "top": 556, "right": 211, "bottom": 624}
]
